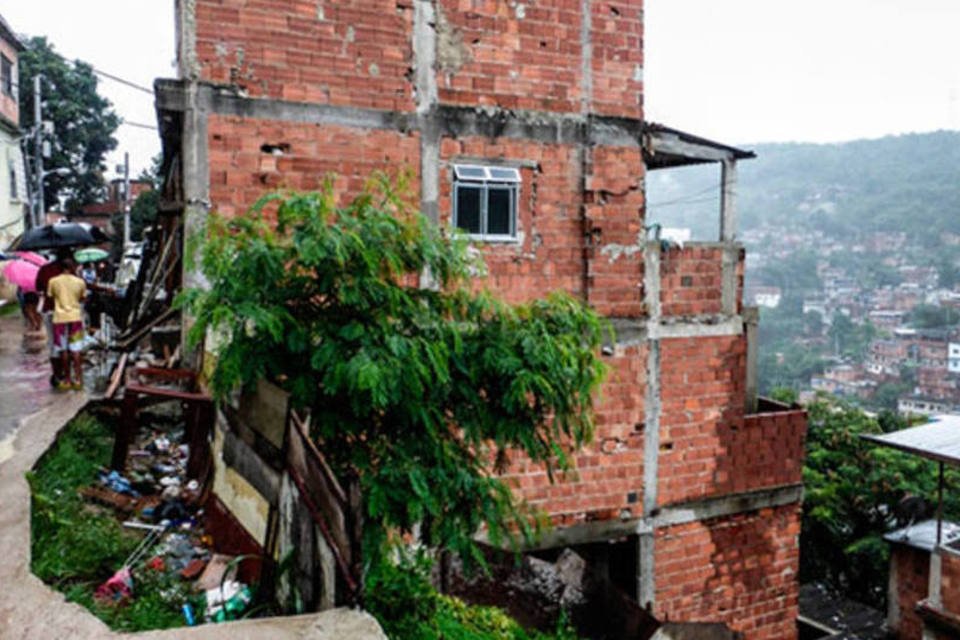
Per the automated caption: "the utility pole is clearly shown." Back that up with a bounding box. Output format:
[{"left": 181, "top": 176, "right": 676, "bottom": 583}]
[
  {"left": 122, "top": 151, "right": 130, "bottom": 247},
  {"left": 33, "top": 75, "right": 43, "bottom": 228}
]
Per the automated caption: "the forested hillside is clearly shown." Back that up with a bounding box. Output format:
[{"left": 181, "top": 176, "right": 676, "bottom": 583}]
[{"left": 646, "top": 130, "right": 960, "bottom": 242}]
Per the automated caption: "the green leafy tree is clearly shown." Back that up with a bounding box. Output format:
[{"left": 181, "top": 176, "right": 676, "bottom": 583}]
[
  {"left": 18, "top": 37, "right": 119, "bottom": 212},
  {"left": 801, "top": 397, "right": 960, "bottom": 606},
  {"left": 180, "top": 176, "right": 609, "bottom": 568},
  {"left": 909, "top": 303, "right": 960, "bottom": 329}
]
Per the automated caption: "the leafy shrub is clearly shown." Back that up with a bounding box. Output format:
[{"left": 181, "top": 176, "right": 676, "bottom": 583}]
[{"left": 365, "top": 551, "right": 579, "bottom": 640}]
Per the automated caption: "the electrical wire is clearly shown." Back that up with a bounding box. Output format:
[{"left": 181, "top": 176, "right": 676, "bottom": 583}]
[
  {"left": 648, "top": 194, "right": 719, "bottom": 209},
  {"left": 121, "top": 121, "right": 157, "bottom": 131},
  {"left": 646, "top": 183, "right": 719, "bottom": 208}
]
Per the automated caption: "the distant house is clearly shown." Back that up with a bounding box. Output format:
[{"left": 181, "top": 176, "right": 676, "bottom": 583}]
[
  {"left": 897, "top": 396, "right": 955, "bottom": 417},
  {"left": 0, "top": 13, "right": 26, "bottom": 250},
  {"left": 868, "top": 309, "right": 907, "bottom": 332},
  {"left": 745, "top": 285, "right": 781, "bottom": 309},
  {"left": 69, "top": 178, "right": 153, "bottom": 234}
]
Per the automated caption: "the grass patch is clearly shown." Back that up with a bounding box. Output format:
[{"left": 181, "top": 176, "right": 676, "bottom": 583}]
[
  {"left": 0, "top": 301, "right": 20, "bottom": 317},
  {"left": 28, "top": 411, "right": 191, "bottom": 632}
]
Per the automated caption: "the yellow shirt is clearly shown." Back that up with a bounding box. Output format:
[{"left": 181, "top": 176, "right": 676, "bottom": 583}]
[{"left": 47, "top": 273, "right": 86, "bottom": 324}]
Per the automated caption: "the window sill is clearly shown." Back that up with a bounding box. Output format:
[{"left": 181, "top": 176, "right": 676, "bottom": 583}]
[{"left": 467, "top": 235, "right": 519, "bottom": 245}]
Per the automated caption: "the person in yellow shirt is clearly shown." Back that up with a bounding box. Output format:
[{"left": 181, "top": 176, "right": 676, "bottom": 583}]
[{"left": 46, "top": 256, "right": 87, "bottom": 391}]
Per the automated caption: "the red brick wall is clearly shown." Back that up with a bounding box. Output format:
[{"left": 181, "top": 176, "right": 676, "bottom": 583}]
[
  {"left": 731, "top": 409, "right": 806, "bottom": 492},
  {"left": 660, "top": 246, "right": 725, "bottom": 317},
  {"left": 585, "top": 145, "right": 646, "bottom": 317},
  {"left": 654, "top": 504, "right": 801, "bottom": 640},
  {"left": 657, "top": 335, "right": 746, "bottom": 505},
  {"left": 195, "top": 0, "right": 414, "bottom": 110},
  {"left": 505, "top": 343, "right": 647, "bottom": 526},
  {"left": 436, "top": 0, "right": 584, "bottom": 113},
  {"left": 438, "top": 135, "right": 588, "bottom": 304},
  {"left": 207, "top": 115, "right": 421, "bottom": 218},
  {"left": 890, "top": 545, "right": 930, "bottom": 640},
  {"left": 589, "top": 1, "right": 643, "bottom": 118},
  {"left": 941, "top": 551, "right": 960, "bottom": 618}
]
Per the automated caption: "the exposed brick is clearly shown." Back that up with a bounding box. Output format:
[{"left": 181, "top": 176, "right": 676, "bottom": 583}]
[{"left": 654, "top": 505, "right": 802, "bottom": 640}]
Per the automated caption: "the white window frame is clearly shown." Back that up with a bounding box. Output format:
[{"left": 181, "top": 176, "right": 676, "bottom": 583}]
[{"left": 452, "top": 164, "right": 520, "bottom": 242}]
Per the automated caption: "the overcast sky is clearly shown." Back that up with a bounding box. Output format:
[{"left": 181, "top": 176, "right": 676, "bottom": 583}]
[
  {"left": 0, "top": 0, "right": 956, "bottom": 179},
  {"left": 645, "top": 0, "right": 960, "bottom": 145},
  {"left": 0, "top": 1, "right": 175, "bottom": 179}
]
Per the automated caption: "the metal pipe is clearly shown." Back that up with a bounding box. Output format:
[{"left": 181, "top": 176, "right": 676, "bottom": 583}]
[{"left": 937, "top": 461, "right": 944, "bottom": 548}]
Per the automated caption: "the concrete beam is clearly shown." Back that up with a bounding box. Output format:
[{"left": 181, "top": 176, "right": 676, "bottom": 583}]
[
  {"left": 647, "top": 133, "right": 737, "bottom": 164},
  {"left": 653, "top": 316, "right": 743, "bottom": 339},
  {"left": 652, "top": 484, "right": 804, "bottom": 529},
  {"left": 153, "top": 81, "right": 643, "bottom": 148},
  {"left": 512, "top": 484, "right": 805, "bottom": 552}
]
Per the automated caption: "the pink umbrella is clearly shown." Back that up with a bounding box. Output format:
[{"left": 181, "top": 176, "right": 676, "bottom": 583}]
[
  {"left": 2, "top": 258, "right": 41, "bottom": 292},
  {"left": 13, "top": 251, "right": 48, "bottom": 267}
]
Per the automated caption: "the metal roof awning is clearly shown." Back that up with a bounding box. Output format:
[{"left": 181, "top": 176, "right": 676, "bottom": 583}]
[
  {"left": 862, "top": 416, "right": 960, "bottom": 467},
  {"left": 642, "top": 122, "right": 756, "bottom": 170}
]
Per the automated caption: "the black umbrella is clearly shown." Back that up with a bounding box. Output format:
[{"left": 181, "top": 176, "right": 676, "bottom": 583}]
[{"left": 7, "top": 222, "right": 112, "bottom": 251}]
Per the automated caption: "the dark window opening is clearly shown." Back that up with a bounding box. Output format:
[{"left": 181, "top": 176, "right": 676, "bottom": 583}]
[{"left": 1, "top": 56, "right": 12, "bottom": 97}]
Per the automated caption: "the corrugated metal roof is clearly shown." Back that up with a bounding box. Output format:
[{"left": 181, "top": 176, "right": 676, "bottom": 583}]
[
  {"left": 884, "top": 519, "right": 960, "bottom": 552},
  {"left": 862, "top": 416, "right": 960, "bottom": 465}
]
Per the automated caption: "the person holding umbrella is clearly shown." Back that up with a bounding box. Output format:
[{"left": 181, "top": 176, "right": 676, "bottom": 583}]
[
  {"left": 46, "top": 256, "right": 87, "bottom": 391},
  {"left": 35, "top": 250, "right": 68, "bottom": 386}
]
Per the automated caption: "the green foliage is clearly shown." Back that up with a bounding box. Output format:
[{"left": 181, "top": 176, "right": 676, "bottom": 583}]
[
  {"left": 29, "top": 413, "right": 138, "bottom": 584},
  {"left": 64, "top": 569, "right": 195, "bottom": 633},
  {"left": 908, "top": 303, "right": 960, "bottom": 329},
  {"left": 18, "top": 37, "right": 120, "bottom": 212},
  {"left": 366, "top": 551, "right": 578, "bottom": 640},
  {"left": 801, "top": 398, "right": 960, "bottom": 606},
  {"left": 827, "top": 315, "right": 876, "bottom": 360},
  {"left": 180, "top": 175, "right": 608, "bottom": 567}
]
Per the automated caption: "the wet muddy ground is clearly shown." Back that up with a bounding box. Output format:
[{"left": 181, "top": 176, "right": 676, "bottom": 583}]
[{"left": 0, "top": 314, "right": 71, "bottom": 446}]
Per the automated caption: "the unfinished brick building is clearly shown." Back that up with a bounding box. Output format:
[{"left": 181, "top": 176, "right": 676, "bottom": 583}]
[{"left": 156, "top": 1, "right": 808, "bottom": 637}]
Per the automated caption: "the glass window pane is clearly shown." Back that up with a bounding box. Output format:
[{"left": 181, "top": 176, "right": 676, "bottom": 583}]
[
  {"left": 487, "top": 187, "right": 513, "bottom": 236},
  {"left": 488, "top": 167, "right": 520, "bottom": 182},
  {"left": 454, "top": 165, "right": 487, "bottom": 180},
  {"left": 456, "top": 186, "right": 482, "bottom": 234}
]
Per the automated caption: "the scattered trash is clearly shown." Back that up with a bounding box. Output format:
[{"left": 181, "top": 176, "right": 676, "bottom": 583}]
[
  {"left": 205, "top": 580, "right": 252, "bottom": 622},
  {"left": 79, "top": 403, "right": 257, "bottom": 626},
  {"left": 98, "top": 470, "right": 140, "bottom": 497},
  {"left": 196, "top": 554, "right": 237, "bottom": 591},
  {"left": 182, "top": 603, "right": 196, "bottom": 626},
  {"left": 95, "top": 567, "right": 134, "bottom": 604}
]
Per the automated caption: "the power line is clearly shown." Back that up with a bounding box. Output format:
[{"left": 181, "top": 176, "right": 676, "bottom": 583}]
[
  {"left": 89, "top": 66, "right": 153, "bottom": 95},
  {"left": 17, "top": 46, "right": 155, "bottom": 96},
  {"left": 121, "top": 120, "right": 158, "bottom": 131},
  {"left": 647, "top": 184, "right": 719, "bottom": 208},
  {"left": 648, "top": 193, "right": 719, "bottom": 209}
]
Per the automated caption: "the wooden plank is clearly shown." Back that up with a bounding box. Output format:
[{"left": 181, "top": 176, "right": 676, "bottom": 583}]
[{"left": 105, "top": 352, "right": 129, "bottom": 400}]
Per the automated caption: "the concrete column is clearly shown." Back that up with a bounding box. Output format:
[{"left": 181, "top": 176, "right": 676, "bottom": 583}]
[
  {"left": 743, "top": 306, "right": 759, "bottom": 414},
  {"left": 719, "top": 158, "right": 737, "bottom": 242},
  {"left": 175, "top": 0, "right": 200, "bottom": 81},
  {"left": 638, "top": 242, "right": 662, "bottom": 610},
  {"left": 180, "top": 82, "right": 210, "bottom": 367},
  {"left": 413, "top": 1, "right": 440, "bottom": 226}
]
